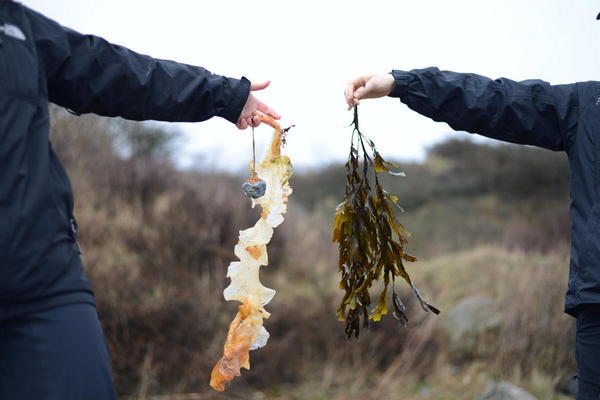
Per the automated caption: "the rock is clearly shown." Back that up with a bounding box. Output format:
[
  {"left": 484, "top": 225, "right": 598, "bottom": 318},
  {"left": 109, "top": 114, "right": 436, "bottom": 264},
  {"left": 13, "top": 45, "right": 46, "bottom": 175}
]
[
  {"left": 555, "top": 373, "right": 577, "bottom": 398},
  {"left": 242, "top": 179, "right": 267, "bottom": 199},
  {"left": 418, "top": 387, "right": 432, "bottom": 398},
  {"left": 476, "top": 381, "right": 538, "bottom": 400},
  {"left": 442, "top": 295, "right": 501, "bottom": 359}
]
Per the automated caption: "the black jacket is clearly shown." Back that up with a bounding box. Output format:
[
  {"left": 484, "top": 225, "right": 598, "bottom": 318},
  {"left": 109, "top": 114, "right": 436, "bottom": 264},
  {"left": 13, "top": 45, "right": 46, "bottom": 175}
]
[
  {"left": 390, "top": 67, "right": 592, "bottom": 316},
  {"left": 0, "top": 2, "right": 249, "bottom": 319}
]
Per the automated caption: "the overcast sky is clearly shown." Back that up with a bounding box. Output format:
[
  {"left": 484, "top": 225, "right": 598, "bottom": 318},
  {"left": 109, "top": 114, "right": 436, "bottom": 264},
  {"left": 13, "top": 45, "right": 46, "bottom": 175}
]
[{"left": 22, "top": 0, "right": 600, "bottom": 171}]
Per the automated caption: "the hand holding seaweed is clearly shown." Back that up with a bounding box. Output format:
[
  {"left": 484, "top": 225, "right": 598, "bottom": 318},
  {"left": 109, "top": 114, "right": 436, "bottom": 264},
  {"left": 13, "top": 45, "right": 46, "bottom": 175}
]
[{"left": 332, "top": 106, "right": 440, "bottom": 338}]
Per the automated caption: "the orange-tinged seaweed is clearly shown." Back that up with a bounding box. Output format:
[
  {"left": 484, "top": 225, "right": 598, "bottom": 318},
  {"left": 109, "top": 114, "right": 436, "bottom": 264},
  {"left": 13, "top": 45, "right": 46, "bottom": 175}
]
[{"left": 210, "top": 116, "right": 292, "bottom": 391}]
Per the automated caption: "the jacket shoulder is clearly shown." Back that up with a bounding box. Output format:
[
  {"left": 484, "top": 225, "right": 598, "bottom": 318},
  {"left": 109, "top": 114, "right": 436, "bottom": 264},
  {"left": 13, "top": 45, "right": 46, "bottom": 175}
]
[{"left": 575, "top": 81, "right": 600, "bottom": 103}]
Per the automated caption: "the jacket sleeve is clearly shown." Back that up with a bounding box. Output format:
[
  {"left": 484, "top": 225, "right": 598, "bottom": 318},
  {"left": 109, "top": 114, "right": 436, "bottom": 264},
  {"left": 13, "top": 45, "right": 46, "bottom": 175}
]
[
  {"left": 25, "top": 6, "right": 249, "bottom": 123},
  {"left": 388, "top": 67, "right": 579, "bottom": 151}
]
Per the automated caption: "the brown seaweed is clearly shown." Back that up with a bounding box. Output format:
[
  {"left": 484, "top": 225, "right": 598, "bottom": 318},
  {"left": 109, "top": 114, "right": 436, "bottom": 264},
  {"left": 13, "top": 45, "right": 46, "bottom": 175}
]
[{"left": 332, "top": 106, "right": 440, "bottom": 338}]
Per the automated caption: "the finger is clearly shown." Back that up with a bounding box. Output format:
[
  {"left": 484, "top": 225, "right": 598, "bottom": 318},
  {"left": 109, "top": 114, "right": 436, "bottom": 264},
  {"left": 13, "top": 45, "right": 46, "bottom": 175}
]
[
  {"left": 250, "top": 80, "right": 271, "bottom": 91},
  {"left": 346, "top": 76, "right": 368, "bottom": 107},
  {"left": 345, "top": 81, "right": 358, "bottom": 105},
  {"left": 251, "top": 115, "right": 261, "bottom": 128},
  {"left": 354, "top": 86, "right": 368, "bottom": 100},
  {"left": 345, "top": 87, "right": 357, "bottom": 110},
  {"left": 257, "top": 101, "right": 281, "bottom": 120},
  {"left": 344, "top": 86, "right": 354, "bottom": 109},
  {"left": 237, "top": 118, "right": 248, "bottom": 130}
]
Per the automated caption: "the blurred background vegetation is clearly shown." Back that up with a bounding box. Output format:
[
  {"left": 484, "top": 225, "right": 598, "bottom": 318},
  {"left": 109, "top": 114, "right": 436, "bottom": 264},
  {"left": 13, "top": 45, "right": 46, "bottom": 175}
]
[{"left": 49, "top": 106, "right": 575, "bottom": 400}]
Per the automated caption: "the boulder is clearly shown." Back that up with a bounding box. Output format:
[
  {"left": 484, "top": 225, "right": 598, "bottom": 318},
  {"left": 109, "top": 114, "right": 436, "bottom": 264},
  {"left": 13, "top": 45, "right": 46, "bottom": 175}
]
[
  {"left": 443, "top": 295, "right": 501, "bottom": 358},
  {"left": 476, "top": 381, "right": 538, "bottom": 400},
  {"left": 555, "top": 373, "right": 577, "bottom": 398}
]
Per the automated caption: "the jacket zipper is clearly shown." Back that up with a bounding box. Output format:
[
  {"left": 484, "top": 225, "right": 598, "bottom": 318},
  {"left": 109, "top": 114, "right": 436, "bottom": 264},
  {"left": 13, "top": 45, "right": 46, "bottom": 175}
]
[
  {"left": 69, "top": 217, "right": 82, "bottom": 255},
  {"left": 48, "top": 146, "right": 80, "bottom": 255},
  {"left": 66, "top": 181, "right": 80, "bottom": 255}
]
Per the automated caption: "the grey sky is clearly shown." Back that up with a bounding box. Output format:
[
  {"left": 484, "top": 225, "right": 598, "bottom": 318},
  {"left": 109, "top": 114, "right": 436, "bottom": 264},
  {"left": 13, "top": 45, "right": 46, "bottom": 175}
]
[{"left": 22, "top": 0, "right": 600, "bottom": 170}]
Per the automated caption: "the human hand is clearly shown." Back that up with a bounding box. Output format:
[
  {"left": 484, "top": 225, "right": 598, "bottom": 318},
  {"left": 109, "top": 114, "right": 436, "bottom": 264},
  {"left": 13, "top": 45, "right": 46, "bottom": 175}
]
[
  {"left": 344, "top": 73, "right": 395, "bottom": 110},
  {"left": 236, "top": 81, "right": 281, "bottom": 130}
]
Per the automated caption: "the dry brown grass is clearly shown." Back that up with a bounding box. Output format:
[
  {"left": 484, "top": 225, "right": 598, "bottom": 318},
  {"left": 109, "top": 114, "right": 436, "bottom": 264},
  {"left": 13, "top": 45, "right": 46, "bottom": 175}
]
[{"left": 49, "top": 109, "right": 576, "bottom": 399}]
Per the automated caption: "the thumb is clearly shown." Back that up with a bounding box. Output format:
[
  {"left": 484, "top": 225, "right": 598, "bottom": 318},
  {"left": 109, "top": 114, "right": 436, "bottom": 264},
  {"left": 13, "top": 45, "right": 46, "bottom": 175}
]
[
  {"left": 354, "top": 86, "right": 369, "bottom": 100},
  {"left": 250, "top": 80, "right": 271, "bottom": 91}
]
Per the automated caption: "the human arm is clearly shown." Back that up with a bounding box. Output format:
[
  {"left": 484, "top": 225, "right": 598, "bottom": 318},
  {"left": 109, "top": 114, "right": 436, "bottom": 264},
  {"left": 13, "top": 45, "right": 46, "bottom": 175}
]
[
  {"left": 345, "top": 68, "right": 579, "bottom": 151},
  {"left": 25, "top": 5, "right": 279, "bottom": 127}
]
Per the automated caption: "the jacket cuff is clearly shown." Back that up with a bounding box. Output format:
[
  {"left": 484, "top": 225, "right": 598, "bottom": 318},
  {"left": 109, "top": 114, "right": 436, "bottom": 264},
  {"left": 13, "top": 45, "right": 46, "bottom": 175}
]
[
  {"left": 218, "top": 76, "right": 251, "bottom": 123},
  {"left": 388, "top": 70, "right": 414, "bottom": 98}
]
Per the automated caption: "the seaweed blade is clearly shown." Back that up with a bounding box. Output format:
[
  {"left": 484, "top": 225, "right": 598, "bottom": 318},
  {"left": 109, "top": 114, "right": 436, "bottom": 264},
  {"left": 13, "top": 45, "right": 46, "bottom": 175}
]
[{"left": 332, "top": 107, "right": 439, "bottom": 338}]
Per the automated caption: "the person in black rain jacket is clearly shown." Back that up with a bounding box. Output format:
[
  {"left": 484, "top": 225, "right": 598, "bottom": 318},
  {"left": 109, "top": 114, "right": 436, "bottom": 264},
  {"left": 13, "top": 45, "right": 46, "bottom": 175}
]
[
  {"left": 0, "top": 1, "right": 280, "bottom": 399},
  {"left": 345, "top": 69, "right": 599, "bottom": 399}
]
